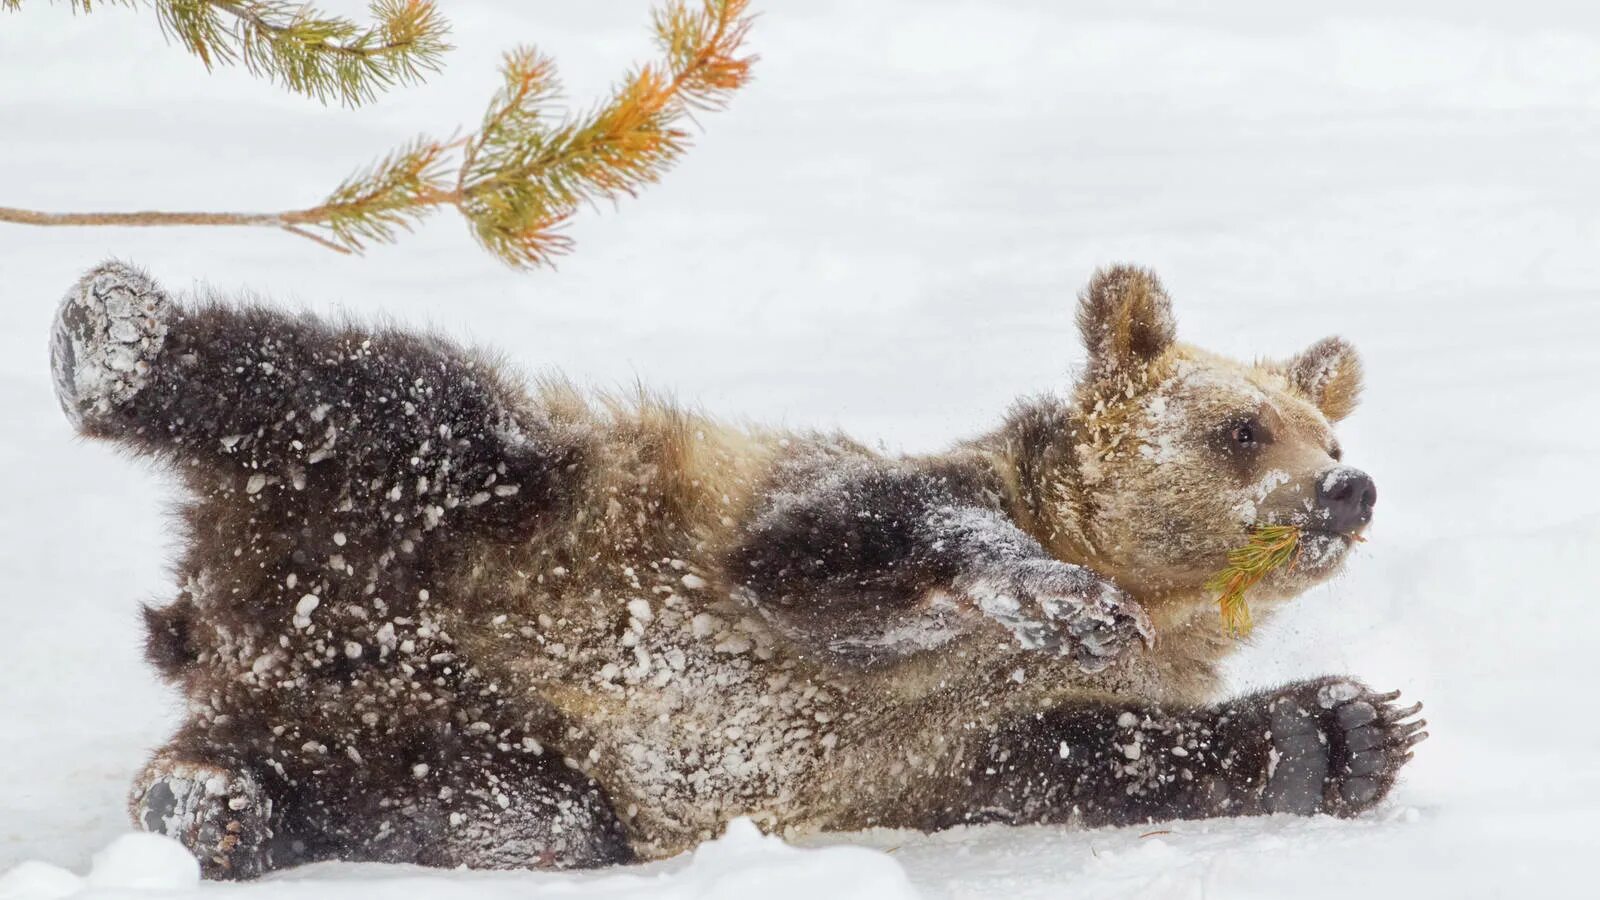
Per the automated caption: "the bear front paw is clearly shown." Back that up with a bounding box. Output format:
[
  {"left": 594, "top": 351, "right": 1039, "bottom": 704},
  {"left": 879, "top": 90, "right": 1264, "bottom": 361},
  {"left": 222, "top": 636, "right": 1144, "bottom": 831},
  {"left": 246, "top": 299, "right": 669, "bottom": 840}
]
[
  {"left": 51, "top": 261, "right": 173, "bottom": 428},
  {"left": 961, "top": 559, "right": 1154, "bottom": 673},
  {"left": 1262, "top": 678, "right": 1427, "bottom": 817}
]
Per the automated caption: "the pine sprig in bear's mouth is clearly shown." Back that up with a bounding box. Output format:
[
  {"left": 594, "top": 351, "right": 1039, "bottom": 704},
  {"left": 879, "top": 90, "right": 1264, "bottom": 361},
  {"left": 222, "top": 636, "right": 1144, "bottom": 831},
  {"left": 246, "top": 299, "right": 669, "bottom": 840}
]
[{"left": 1205, "top": 525, "right": 1304, "bottom": 637}]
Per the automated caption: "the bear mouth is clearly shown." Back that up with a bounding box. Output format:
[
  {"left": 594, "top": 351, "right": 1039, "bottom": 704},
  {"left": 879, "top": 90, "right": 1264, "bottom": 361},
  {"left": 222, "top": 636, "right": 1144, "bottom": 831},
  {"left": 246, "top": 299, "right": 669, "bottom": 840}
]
[
  {"left": 1226, "top": 522, "right": 1364, "bottom": 579},
  {"left": 1287, "top": 528, "right": 1360, "bottom": 575}
]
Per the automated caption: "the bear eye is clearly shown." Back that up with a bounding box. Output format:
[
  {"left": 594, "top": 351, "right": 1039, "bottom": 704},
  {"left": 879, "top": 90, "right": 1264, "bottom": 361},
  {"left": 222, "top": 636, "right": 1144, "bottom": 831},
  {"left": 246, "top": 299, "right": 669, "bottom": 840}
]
[
  {"left": 1215, "top": 414, "right": 1271, "bottom": 457},
  {"left": 1329, "top": 443, "right": 1343, "bottom": 462}
]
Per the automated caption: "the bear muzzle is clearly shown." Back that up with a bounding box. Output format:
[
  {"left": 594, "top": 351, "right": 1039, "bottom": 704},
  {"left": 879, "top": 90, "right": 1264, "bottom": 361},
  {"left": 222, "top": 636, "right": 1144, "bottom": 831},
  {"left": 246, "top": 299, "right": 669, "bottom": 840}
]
[{"left": 1315, "top": 466, "right": 1376, "bottom": 536}]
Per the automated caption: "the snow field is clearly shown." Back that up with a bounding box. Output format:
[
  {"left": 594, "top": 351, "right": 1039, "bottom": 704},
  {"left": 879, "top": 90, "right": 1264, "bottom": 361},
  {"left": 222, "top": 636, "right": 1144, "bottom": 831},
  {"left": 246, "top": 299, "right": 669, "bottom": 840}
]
[{"left": 2, "top": 0, "right": 1598, "bottom": 897}]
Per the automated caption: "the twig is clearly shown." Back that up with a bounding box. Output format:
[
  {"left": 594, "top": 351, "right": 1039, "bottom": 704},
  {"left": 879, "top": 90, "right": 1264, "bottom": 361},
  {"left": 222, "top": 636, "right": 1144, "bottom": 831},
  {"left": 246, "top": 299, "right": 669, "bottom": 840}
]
[{"left": 0, "top": 207, "right": 285, "bottom": 228}]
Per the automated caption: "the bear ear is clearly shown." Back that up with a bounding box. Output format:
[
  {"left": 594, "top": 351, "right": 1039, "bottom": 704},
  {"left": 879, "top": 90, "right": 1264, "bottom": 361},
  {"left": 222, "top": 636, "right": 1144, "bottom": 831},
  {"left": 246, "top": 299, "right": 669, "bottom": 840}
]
[
  {"left": 1285, "top": 336, "right": 1363, "bottom": 422},
  {"left": 1076, "top": 265, "right": 1177, "bottom": 379}
]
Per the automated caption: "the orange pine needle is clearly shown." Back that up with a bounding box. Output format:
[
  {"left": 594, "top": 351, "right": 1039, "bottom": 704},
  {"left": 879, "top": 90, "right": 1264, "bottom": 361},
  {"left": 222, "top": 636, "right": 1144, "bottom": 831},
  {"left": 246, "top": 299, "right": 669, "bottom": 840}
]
[{"left": 1205, "top": 525, "right": 1303, "bottom": 637}]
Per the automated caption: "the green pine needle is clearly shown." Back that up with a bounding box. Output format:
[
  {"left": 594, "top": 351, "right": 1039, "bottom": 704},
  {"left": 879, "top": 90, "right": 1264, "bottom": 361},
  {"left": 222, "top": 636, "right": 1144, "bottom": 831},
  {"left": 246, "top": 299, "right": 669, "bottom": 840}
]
[
  {"left": 4, "top": 0, "right": 451, "bottom": 106},
  {"left": 305, "top": 136, "right": 453, "bottom": 250},
  {"left": 159, "top": 0, "right": 452, "bottom": 107}
]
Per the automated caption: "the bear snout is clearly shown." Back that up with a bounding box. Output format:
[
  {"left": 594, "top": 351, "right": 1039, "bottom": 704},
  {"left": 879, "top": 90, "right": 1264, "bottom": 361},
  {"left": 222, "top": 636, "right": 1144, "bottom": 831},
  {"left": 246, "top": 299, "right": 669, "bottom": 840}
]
[{"left": 1316, "top": 466, "right": 1376, "bottom": 534}]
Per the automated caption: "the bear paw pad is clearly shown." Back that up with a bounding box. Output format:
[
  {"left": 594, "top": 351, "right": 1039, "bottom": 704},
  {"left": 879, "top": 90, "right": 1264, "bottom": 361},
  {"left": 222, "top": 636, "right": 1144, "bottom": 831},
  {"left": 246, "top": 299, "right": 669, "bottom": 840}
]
[{"left": 1263, "top": 679, "right": 1427, "bottom": 817}]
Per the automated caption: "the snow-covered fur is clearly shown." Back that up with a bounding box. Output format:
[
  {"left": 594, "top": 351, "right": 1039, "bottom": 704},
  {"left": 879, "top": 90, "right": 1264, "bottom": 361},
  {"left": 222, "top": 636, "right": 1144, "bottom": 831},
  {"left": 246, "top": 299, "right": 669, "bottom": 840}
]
[{"left": 51, "top": 261, "right": 1423, "bottom": 879}]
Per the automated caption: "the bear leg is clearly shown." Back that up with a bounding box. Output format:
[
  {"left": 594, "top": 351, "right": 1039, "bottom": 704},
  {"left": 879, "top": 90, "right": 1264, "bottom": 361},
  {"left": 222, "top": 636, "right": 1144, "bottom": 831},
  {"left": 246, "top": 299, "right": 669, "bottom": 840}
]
[
  {"left": 281, "top": 738, "right": 636, "bottom": 871},
  {"left": 133, "top": 719, "right": 634, "bottom": 878},
  {"left": 956, "top": 677, "right": 1426, "bottom": 828},
  {"left": 50, "top": 260, "right": 585, "bottom": 543}
]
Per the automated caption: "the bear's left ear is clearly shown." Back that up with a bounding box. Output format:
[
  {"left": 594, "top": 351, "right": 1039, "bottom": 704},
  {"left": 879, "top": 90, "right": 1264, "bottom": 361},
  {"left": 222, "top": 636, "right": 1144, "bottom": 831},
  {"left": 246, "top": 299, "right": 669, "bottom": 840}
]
[
  {"left": 1076, "top": 265, "right": 1177, "bottom": 380},
  {"left": 1285, "top": 336, "right": 1363, "bottom": 422}
]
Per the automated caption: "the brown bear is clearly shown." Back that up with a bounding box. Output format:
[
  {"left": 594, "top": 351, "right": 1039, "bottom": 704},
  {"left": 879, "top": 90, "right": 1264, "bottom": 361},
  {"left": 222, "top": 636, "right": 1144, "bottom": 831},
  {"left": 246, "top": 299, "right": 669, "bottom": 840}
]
[{"left": 50, "top": 261, "right": 1424, "bottom": 879}]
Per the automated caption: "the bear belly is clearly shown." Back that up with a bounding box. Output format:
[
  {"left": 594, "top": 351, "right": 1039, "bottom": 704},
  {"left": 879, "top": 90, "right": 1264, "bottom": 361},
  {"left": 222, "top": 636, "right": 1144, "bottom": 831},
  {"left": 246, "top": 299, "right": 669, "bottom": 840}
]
[{"left": 454, "top": 589, "right": 860, "bottom": 858}]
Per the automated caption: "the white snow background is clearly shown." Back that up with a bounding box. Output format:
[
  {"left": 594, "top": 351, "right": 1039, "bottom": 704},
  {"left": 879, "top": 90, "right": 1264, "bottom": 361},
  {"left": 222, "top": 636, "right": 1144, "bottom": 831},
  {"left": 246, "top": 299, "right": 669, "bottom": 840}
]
[{"left": 2, "top": 1, "right": 1599, "bottom": 897}]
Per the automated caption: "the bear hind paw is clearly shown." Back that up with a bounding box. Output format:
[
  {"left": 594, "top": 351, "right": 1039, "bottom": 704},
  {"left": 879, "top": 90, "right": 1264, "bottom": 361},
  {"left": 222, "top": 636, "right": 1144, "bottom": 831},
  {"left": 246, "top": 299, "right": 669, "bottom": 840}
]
[
  {"left": 131, "top": 760, "right": 273, "bottom": 880},
  {"left": 51, "top": 261, "right": 172, "bottom": 428}
]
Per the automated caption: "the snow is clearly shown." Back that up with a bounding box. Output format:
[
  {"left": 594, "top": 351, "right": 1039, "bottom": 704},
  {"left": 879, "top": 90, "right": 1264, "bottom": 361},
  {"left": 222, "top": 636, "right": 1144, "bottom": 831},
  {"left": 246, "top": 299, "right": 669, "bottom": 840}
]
[
  {"left": 0, "top": 834, "right": 198, "bottom": 899},
  {"left": 0, "top": 821, "right": 917, "bottom": 900},
  {"left": 2, "top": 0, "right": 1599, "bottom": 898}
]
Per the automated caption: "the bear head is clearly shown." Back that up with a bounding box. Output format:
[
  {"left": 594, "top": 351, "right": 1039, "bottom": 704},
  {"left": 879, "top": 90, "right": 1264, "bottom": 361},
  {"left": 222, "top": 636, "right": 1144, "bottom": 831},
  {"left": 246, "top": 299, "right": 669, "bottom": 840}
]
[{"left": 1053, "top": 265, "right": 1373, "bottom": 615}]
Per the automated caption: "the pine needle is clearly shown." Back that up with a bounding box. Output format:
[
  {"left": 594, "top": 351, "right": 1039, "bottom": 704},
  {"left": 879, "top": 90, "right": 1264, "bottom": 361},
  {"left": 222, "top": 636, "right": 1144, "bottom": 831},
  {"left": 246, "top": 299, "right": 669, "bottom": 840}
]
[
  {"left": 162, "top": 0, "right": 452, "bottom": 107},
  {"left": 1204, "top": 525, "right": 1301, "bottom": 637},
  {"left": 297, "top": 136, "right": 453, "bottom": 250},
  {"left": 5, "top": 1, "right": 451, "bottom": 107},
  {"left": 457, "top": 0, "right": 756, "bottom": 268}
]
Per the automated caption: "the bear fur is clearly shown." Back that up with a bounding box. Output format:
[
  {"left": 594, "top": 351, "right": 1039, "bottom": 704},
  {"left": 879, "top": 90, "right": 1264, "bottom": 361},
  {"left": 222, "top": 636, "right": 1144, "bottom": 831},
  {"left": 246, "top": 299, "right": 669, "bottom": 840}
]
[{"left": 50, "top": 261, "right": 1423, "bottom": 879}]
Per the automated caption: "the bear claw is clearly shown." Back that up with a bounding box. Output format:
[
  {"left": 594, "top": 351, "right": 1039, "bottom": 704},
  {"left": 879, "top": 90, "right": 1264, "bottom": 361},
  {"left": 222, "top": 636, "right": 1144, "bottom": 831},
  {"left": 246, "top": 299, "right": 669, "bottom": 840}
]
[{"left": 51, "top": 261, "right": 172, "bottom": 428}]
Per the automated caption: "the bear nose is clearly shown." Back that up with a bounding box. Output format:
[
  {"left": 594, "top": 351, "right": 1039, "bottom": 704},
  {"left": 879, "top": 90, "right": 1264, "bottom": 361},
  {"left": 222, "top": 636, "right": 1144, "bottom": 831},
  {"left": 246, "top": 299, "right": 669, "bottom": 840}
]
[{"left": 1316, "top": 467, "right": 1376, "bottom": 534}]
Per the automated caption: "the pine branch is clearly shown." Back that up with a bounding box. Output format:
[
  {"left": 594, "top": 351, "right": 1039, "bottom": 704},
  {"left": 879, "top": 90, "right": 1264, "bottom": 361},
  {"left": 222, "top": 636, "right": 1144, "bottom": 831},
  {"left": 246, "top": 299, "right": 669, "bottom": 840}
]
[
  {"left": 457, "top": 0, "right": 756, "bottom": 267},
  {"left": 4, "top": 0, "right": 451, "bottom": 106},
  {"left": 0, "top": 0, "right": 757, "bottom": 269},
  {"left": 1204, "top": 525, "right": 1302, "bottom": 637}
]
